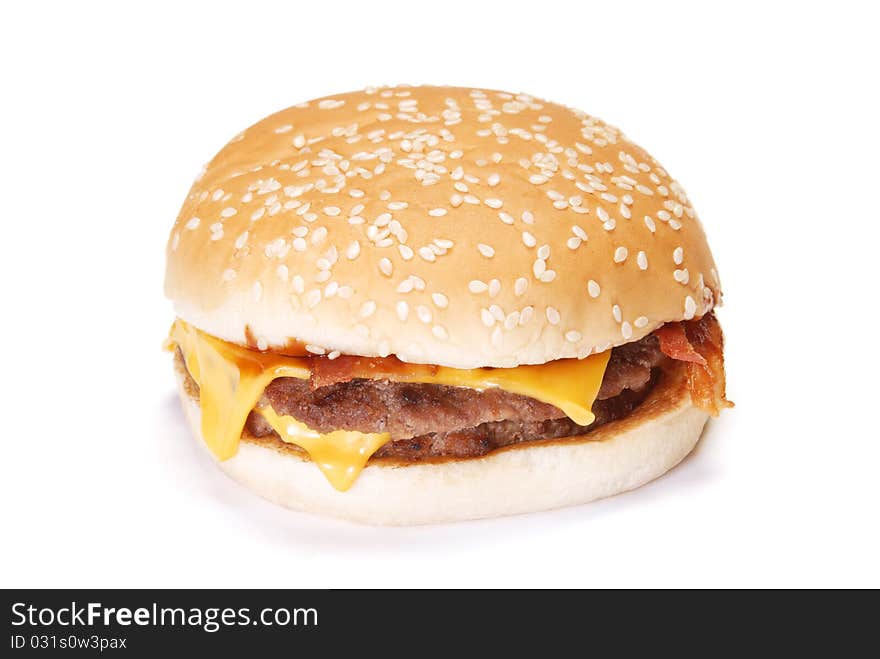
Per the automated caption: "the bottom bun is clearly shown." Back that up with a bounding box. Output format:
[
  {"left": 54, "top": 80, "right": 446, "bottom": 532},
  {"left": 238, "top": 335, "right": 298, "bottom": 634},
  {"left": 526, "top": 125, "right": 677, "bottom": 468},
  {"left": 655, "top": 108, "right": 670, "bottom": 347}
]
[{"left": 174, "top": 362, "right": 709, "bottom": 525}]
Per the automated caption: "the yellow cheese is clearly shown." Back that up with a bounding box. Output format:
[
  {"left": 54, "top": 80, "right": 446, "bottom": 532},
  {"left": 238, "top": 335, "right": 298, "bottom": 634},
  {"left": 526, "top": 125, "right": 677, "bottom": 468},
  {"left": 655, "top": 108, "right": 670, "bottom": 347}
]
[
  {"left": 169, "top": 319, "right": 610, "bottom": 491},
  {"left": 258, "top": 406, "right": 389, "bottom": 491},
  {"left": 171, "top": 320, "right": 310, "bottom": 461}
]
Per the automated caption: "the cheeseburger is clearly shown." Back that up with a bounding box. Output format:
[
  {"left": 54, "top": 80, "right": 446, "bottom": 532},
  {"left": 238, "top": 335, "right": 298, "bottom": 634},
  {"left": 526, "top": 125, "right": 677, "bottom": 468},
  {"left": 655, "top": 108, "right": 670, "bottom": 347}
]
[{"left": 165, "top": 85, "right": 731, "bottom": 525}]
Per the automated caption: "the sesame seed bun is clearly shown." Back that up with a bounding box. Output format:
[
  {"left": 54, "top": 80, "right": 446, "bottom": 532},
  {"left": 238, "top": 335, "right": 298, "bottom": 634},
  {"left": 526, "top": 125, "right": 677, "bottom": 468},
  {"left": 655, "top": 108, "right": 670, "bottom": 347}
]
[
  {"left": 165, "top": 85, "right": 721, "bottom": 368},
  {"left": 174, "top": 356, "right": 708, "bottom": 525}
]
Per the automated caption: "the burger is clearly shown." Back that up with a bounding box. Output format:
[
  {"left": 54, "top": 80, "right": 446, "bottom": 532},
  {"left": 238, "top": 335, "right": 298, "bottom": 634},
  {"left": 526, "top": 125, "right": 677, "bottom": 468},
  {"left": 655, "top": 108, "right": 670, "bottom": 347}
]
[{"left": 165, "top": 85, "right": 731, "bottom": 525}]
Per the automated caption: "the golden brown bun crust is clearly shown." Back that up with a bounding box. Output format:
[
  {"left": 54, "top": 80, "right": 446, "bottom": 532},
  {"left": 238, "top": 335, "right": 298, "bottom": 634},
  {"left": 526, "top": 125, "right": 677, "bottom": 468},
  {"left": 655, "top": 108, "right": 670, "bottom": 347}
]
[
  {"left": 166, "top": 85, "right": 721, "bottom": 368},
  {"left": 174, "top": 360, "right": 710, "bottom": 525}
]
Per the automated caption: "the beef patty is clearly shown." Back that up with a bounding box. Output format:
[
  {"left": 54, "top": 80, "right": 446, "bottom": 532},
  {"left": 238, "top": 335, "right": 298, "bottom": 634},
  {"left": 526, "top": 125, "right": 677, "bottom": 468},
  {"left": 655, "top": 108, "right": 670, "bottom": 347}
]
[{"left": 211, "top": 332, "right": 670, "bottom": 461}]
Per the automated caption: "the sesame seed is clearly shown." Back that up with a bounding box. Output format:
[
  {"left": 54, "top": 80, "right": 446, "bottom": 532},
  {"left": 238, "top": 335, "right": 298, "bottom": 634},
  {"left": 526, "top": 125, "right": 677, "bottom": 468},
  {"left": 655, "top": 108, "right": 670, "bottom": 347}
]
[
  {"left": 360, "top": 300, "right": 377, "bottom": 318},
  {"left": 432, "top": 325, "right": 449, "bottom": 340},
  {"left": 396, "top": 301, "right": 409, "bottom": 321},
  {"left": 418, "top": 246, "right": 436, "bottom": 262},
  {"left": 306, "top": 289, "right": 322, "bottom": 308},
  {"left": 481, "top": 308, "right": 495, "bottom": 327},
  {"left": 397, "top": 279, "right": 414, "bottom": 293},
  {"left": 469, "top": 280, "right": 488, "bottom": 294},
  {"left": 614, "top": 246, "right": 628, "bottom": 263},
  {"left": 428, "top": 208, "right": 448, "bottom": 217},
  {"left": 276, "top": 264, "right": 289, "bottom": 282},
  {"left": 521, "top": 210, "right": 535, "bottom": 224},
  {"left": 478, "top": 243, "right": 495, "bottom": 258},
  {"left": 398, "top": 245, "right": 414, "bottom": 260},
  {"left": 488, "top": 278, "right": 501, "bottom": 297},
  {"left": 684, "top": 296, "right": 697, "bottom": 320},
  {"left": 644, "top": 216, "right": 656, "bottom": 232},
  {"left": 612, "top": 305, "right": 622, "bottom": 323},
  {"left": 346, "top": 241, "right": 361, "bottom": 260},
  {"left": 488, "top": 173, "right": 501, "bottom": 186},
  {"left": 529, "top": 174, "right": 547, "bottom": 185},
  {"left": 499, "top": 211, "right": 514, "bottom": 225},
  {"left": 379, "top": 258, "right": 393, "bottom": 276},
  {"left": 567, "top": 237, "right": 582, "bottom": 249},
  {"left": 537, "top": 244, "right": 550, "bottom": 260},
  {"left": 674, "top": 268, "right": 690, "bottom": 284},
  {"left": 221, "top": 207, "right": 237, "bottom": 218},
  {"left": 323, "top": 206, "right": 341, "bottom": 216},
  {"left": 565, "top": 330, "right": 582, "bottom": 343},
  {"left": 673, "top": 246, "right": 684, "bottom": 265},
  {"left": 637, "top": 251, "right": 648, "bottom": 270},
  {"left": 634, "top": 316, "right": 649, "bottom": 328},
  {"left": 587, "top": 280, "right": 601, "bottom": 298},
  {"left": 522, "top": 231, "right": 537, "bottom": 248},
  {"left": 417, "top": 305, "right": 432, "bottom": 324},
  {"left": 292, "top": 275, "right": 304, "bottom": 294},
  {"left": 432, "top": 292, "right": 449, "bottom": 308},
  {"left": 546, "top": 307, "right": 561, "bottom": 325},
  {"left": 515, "top": 277, "right": 528, "bottom": 296},
  {"left": 318, "top": 99, "right": 345, "bottom": 109},
  {"left": 621, "top": 322, "right": 633, "bottom": 339},
  {"left": 185, "top": 217, "right": 200, "bottom": 230}
]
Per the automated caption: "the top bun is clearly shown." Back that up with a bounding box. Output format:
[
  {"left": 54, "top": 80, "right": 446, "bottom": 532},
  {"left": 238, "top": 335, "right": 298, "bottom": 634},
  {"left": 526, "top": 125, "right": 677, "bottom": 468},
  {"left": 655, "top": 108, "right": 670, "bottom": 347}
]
[{"left": 165, "top": 85, "right": 721, "bottom": 368}]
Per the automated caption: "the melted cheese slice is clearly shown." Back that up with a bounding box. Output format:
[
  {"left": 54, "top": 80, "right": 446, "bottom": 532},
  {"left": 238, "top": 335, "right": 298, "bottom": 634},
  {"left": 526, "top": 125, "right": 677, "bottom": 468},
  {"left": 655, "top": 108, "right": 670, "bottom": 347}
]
[
  {"left": 169, "top": 320, "right": 610, "bottom": 491},
  {"left": 258, "top": 406, "right": 389, "bottom": 491}
]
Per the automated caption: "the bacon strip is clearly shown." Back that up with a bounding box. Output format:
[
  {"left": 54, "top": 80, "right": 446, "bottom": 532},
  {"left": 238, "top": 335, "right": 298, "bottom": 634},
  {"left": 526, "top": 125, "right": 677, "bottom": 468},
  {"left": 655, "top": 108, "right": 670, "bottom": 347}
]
[
  {"left": 310, "top": 354, "right": 439, "bottom": 389},
  {"left": 310, "top": 313, "right": 732, "bottom": 415},
  {"left": 655, "top": 322, "right": 707, "bottom": 366},
  {"left": 657, "top": 313, "right": 732, "bottom": 416}
]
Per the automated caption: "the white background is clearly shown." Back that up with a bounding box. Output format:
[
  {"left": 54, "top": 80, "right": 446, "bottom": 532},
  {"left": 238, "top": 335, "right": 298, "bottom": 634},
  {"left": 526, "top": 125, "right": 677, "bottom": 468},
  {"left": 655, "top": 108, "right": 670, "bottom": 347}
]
[{"left": 2, "top": 1, "right": 878, "bottom": 588}]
